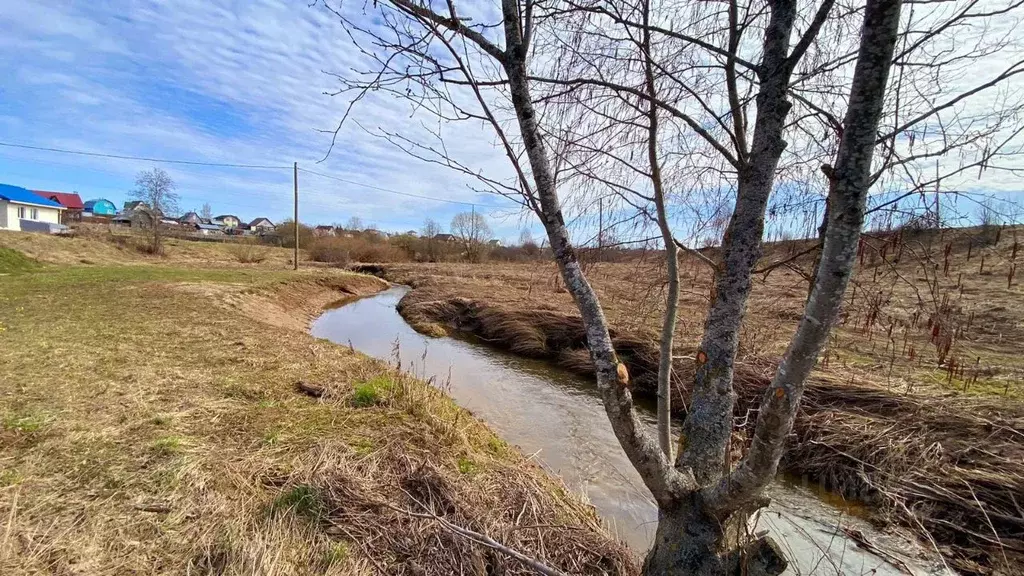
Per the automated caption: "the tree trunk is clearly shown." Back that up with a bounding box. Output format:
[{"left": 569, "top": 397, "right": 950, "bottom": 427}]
[
  {"left": 642, "top": 499, "right": 786, "bottom": 576},
  {"left": 498, "top": 0, "right": 691, "bottom": 506},
  {"left": 678, "top": 0, "right": 798, "bottom": 485},
  {"left": 641, "top": 0, "right": 678, "bottom": 459},
  {"left": 704, "top": 0, "right": 904, "bottom": 516}
]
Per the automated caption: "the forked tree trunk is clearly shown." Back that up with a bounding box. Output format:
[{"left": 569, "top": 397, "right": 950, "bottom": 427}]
[
  {"left": 644, "top": 500, "right": 786, "bottom": 576},
  {"left": 648, "top": 0, "right": 902, "bottom": 572}
]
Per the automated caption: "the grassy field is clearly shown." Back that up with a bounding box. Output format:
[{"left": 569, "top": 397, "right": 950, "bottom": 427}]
[
  {"left": 363, "top": 226, "right": 1024, "bottom": 574},
  {"left": 0, "top": 234, "right": 633, "bottom": 575}
]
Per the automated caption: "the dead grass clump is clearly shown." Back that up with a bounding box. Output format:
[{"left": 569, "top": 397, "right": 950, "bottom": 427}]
[
  {"left": 288, "top": 440, "right": 637, "bottom": 576},
  {"left": 782, "top": 389, "right": 1024, "bottom": 574}
]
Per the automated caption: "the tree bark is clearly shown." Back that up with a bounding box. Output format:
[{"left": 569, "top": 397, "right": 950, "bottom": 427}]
[
  {"left": 705, "top": 0, "right": 904, "bottom": 517},
  {"left": 677, "top": 0, "right": 798, "bottom": 487},
  {"left": 643, "top": 498, "right": 786, "bottom": 576}
]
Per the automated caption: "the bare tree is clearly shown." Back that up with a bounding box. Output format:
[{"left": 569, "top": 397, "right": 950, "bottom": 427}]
[
  {"left": 321, "top": 0, "right": 1022, "bottom": 572},
  {"left": 130, "top": 167, "right": 179, "bottom": 255},
  {"left": 131, "top": 167, "right": 178, "bottom": 217},
  {"left": 345, "top": 216, "right": 364, "bottom": 231},
  {"left": 451, "top": 211, "right": 492, "bottom": 262},
  {"left": 200, "top": 202, "right": 213, "bottom": 221},
  {"left": 421, "top": 218, "right": 445, "bottom": 261},
  {"left": 518, "top": 227, "right": 540, "bottom": 257}
]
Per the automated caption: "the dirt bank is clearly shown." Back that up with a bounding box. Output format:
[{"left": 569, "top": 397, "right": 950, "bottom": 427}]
[
  {"left": 0, "top": 259, "right": 635, "bottom": 575},
  {"left": 355, "top": 262, "right": 1024, "bottom": 575}
]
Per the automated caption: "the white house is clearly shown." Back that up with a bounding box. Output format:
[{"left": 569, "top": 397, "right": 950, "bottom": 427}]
[{"left": 0, "top": 184, "right": 65, "bottom": 232}]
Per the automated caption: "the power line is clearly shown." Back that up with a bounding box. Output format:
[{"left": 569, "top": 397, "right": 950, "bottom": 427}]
[
  {"left": 297, "top": 167, "right": 478, "bottom": 207},
  {"left": 2, "top": 139, "right": 509, "bottom": 216},
  {"left": 0, "top": 141, "right": 291, "bottom": 170}
]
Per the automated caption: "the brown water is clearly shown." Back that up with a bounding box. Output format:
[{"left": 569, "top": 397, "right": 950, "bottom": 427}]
[{"left": 312, "top": 286, "right": 945, "bottom": 575}]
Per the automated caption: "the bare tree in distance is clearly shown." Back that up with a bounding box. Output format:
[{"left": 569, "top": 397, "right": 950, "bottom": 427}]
[
  {"left": 451, "top": 211, "right": 492, "bottom": 262},
  {"left": 519, "top": 227, "right": 540, "bottom": 257},
  {"left": 345, "top": 216, "right": 364, "bottom": 231},
  {"left": 422, "top": 218, "right": 444, "bottom": 261},
  {"left": 200, "top": 202, "right": 213, "bottom": 221},
  {"left": 130, "top": 167, "right": 179, "bottom": 255},
  {"left": 320, "top": 0, "right": 1024, "bottom": 572},
  {"left": 131, "top": 167, "right": 179, "bottom": 217}
]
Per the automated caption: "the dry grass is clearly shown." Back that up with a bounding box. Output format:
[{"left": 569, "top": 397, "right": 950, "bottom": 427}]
[
  {"left": 0, "top": 229, "right": 298, "bottom": 269},
  {"left": 0, "top": 249, "right": 633, "bottom": 574},
  {"left": 357, "top": 225, "right": 1024, "bottom": 574}
]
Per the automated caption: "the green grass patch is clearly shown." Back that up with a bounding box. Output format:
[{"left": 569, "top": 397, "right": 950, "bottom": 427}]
[
  {"left": 271, "top": 484, "right": 325, "bottom": 520},
  {"left": 263, "top": 428, "right": 282, "bottom": 445},
  {"left": 2, "top": 411, "right": 49, "bottom": 434},
  {"left": 486, "top": 436, "right": 508, "bottom": 456},
  {"left": 322, "top": 542, "right": 349, "bottom": 567},
  {"left": 457, "top": 456, "right": 477, "bottom": 475},
  {"left": 0, "top": 247, "right": 40, "bottom": 274},
  {"left": 350, "top": 437, "right": 374, "bottom": 456},
  {"left": 151, "top": 435, "right": 184, "bottom": 455},
  {"left": 351, "top": 375, "right": 395, "bottom": 408},
  {"left": 0, "top": 468, "right": 23, "bottom": 487}
]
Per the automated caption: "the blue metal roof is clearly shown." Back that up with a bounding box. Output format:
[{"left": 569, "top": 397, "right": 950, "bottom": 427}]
[{"left": 0, "top": 184, "right": 63, "bottom": 208}]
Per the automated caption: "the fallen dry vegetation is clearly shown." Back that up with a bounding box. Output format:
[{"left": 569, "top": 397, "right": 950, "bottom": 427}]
[
  {"left": 0, "top": 239, "right": 634, "bottom": 575},
  {"left": 360, "top": 225, "right": 1024, "bottom": 574}
]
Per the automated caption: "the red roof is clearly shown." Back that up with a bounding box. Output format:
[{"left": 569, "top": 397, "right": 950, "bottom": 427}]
[{"left": 34, "top": 191, "right": 84, "bottom": 210}]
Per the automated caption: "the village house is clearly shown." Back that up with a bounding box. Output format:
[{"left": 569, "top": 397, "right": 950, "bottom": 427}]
[
  {"left": 215, "top": 215, "right": 242, "bottom": 229},
  {"left": 248, "top": 217, "right": 275, "bottom": 234},
  {"left": 113, "top": 202, "right": 159, "bottom": 229},
  {"left": 194, "top": 223, "right": 223, "bottom": 236},
  {"left": 0, "top": 184, "right": 66, "bottom": 232},
  {"left": 83, "top": 198, "right": 117, "bottom": 217},
  {"left": 314, "top": 225, "right": 336, "bottom": 237},
  {"left": 178, "top": 212, "right": 203, "bottom": 226},
  {"left": 36, "top": 191, "right": 84, "bottom": 223}
]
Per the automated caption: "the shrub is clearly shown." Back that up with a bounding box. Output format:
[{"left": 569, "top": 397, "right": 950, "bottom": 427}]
[
  {"left": 309, "top": 236, "right": 407, "bottom": 264},
  {"left": 229, "top": 237, "right": 268, "bottom": 263},
  {"left": 309, "top": 237, "right": 350, "bottom": 265},
  {"left": 277, "top": 220, "right": 315, "bottom": 249}
]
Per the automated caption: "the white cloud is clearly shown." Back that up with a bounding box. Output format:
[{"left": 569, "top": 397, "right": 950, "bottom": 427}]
[{"left": 0, "top": 0, "right": 525, "bottom": 234}]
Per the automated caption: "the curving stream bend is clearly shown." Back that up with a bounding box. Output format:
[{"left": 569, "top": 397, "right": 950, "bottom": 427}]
[{"left": 311, "top": 285, "right": 943, "bottom": 576}]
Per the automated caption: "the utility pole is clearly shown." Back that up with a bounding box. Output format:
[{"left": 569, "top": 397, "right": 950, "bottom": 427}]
[{"left": 293, "top": 162, "right": 299, "bottom": 271}]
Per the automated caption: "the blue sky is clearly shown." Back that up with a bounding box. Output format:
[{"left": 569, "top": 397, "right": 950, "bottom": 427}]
[
  {"left": 2, "top": 2, "right": 1020, "bottom": 244},
  {"left": 0, "top": 1, "right": 526, "bottom": 237}
]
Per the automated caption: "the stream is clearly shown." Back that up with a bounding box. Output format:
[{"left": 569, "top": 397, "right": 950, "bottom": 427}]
[{"left": 311, "top": 285, "right": 943, "bottom": 575}]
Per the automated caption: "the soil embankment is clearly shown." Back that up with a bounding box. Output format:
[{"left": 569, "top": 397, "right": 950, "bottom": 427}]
[
  {"left": 0, "top": 250, "right": 636, "bottom": 575},
  {"left": 354, "top": 262, "right": 1024, "bottom": 575}
]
